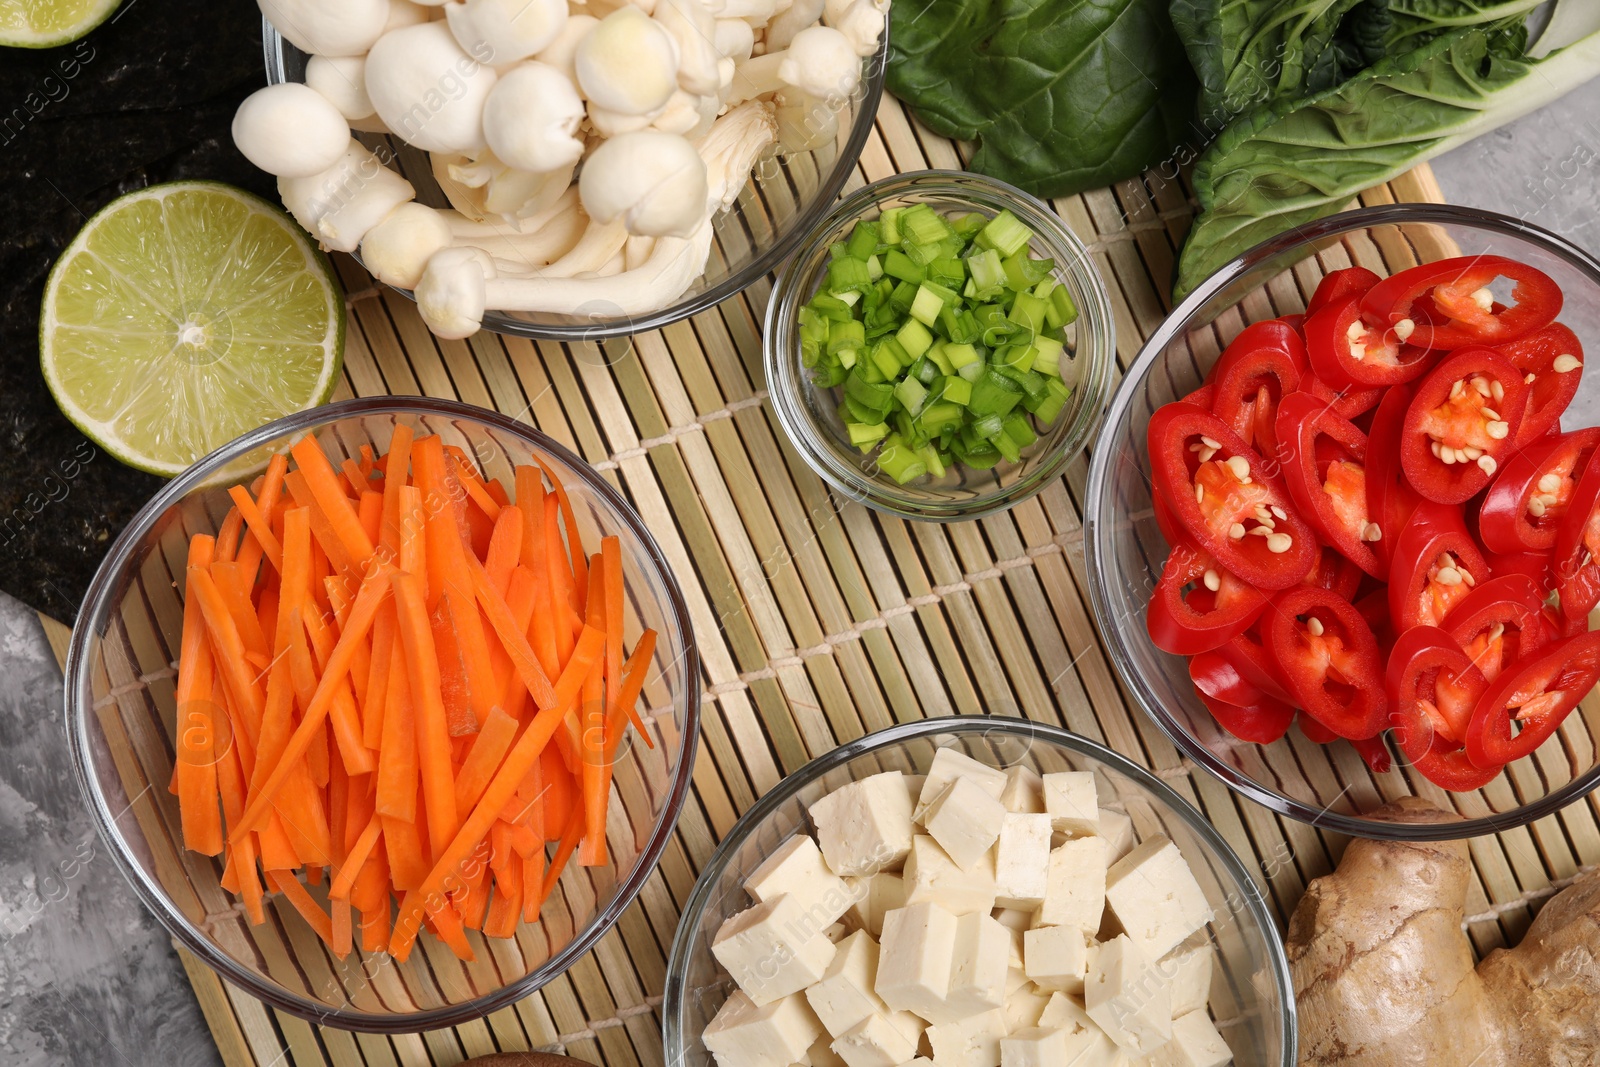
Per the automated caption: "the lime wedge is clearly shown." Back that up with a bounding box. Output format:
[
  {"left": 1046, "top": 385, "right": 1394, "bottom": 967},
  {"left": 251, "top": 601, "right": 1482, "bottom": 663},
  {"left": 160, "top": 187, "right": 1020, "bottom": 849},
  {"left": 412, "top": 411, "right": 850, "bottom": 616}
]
[
  {"left": 0, "top": 0, "right": 122, "bottom": 47},
  {"left": 42, "top": 182, "right": 344, "bottom": 477}
]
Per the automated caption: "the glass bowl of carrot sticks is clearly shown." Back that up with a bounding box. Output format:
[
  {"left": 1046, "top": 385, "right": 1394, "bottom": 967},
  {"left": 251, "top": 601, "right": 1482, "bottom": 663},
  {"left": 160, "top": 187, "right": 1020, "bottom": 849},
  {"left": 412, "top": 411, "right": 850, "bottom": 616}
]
[{"left": 64, "top": 396, "right": 700, "bottom": 1032}]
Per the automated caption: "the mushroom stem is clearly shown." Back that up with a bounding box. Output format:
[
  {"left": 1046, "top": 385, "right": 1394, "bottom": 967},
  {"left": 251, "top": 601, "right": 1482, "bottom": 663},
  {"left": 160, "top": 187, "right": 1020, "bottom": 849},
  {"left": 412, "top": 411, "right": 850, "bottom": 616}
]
[{"left": 534, "top": 218, "right": 630, "bottom": 278}]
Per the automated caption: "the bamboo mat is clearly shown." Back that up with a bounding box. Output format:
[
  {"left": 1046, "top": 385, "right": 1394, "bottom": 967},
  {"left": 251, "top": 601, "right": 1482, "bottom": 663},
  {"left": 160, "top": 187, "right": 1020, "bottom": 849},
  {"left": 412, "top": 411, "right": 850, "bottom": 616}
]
[{"left": 39, "top": 94, "right": 1600, "bottom": 1066}]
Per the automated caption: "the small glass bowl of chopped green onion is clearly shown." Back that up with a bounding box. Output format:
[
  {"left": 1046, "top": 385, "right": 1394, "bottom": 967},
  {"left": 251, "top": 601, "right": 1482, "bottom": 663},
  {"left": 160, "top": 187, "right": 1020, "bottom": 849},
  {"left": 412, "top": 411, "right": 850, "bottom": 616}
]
[{"left": 766, "top": 171, "right": 1115, "bottom": 520}]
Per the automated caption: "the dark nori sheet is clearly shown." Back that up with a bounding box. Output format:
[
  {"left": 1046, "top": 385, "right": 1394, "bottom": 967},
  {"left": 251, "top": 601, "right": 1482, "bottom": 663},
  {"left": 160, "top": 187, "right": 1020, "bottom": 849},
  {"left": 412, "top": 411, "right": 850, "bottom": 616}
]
[{"left": 0, "top": 0, "right": 276, "bottom": 621}]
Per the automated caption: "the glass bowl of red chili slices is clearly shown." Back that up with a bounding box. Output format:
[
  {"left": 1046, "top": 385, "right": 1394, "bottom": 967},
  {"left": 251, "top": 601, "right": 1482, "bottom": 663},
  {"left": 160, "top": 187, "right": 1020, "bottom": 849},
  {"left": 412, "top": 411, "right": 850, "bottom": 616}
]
[{"left": 1084, "top": 204, "right": 1600, "bottom": 838}]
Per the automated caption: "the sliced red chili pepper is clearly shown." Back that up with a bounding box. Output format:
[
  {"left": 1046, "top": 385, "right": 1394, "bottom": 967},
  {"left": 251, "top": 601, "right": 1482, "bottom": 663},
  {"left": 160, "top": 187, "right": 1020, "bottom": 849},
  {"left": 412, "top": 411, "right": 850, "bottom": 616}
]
[
  {"left": 1308, "top": 294, "right": 1435, "bottom": 387},
  {"left": 1354, "top": 587, "right": 1395, "bottom": 654},
  {"left": 1180, "top": 381, "right": 1215, "bottom": 409},
  {"left": 1487, "top": 549, "right": 1555, "bottom": 595},
  {"left": 1196, "top": 692, "right": 1296, "bottom": 745},
  {"left": 1496, "top": 322, "right": 1584, "bottom": 446},
  {"left": 1302, "top": 375, "right": 1384, "bottom": 420},
  {"left": 1146, "top": 403, "right": 1319, "bottom": 590},
  {"left": 1210, "top": 321, "right": 1304, "bottom": 458},
  {"left": 1147, "top": 540, "right": 1269, "bottom": 655},
  {"left": 1400, "top": 348, "right": 1529, "bottom": 505},
  {"left": 1296, "top": 712, "right": 1338, "bottom": 745},
  {"left": 1361, "top": 255, "right": 1562, "bottom": 350},
  {"left": 1215, "top": 630, "right": 1297, "bottom": 706},
  {"left": 1279, "top": 313, "right": 1306, "bottom": 333},
  {"left": 1466, "top": 630, "right": 1600, "bottom": 766},
  {"left": 1275, "top": 392, "right": 1383, "bottom": 577},
  {"left": 1305, "top": 266, "right": 1381, "bottom": 318},
  {"left": 1553, "top": 442, "right": 1600, "bottom": 627},
  {"left": 1478, "top": 428, "right": 1600, "bottom": 554},
  {"left": 1387, "top": 502, "right": 1492, "bottom": 631},
  {"left": 1386, "top": 625, "right": 1489, "bottom": 749},
  {"left": 1363, "top": 384, "right": 1420, "bottom": 569},
  {"left": 1440, "top": 573, "right": 1552, "bottom": 686},
  {"left": 1265, "top": 586, "right": 1387, "bottom": 739},
  {"left": 1303, "top": 546, "right": 1363, "bottom": 602},
  {"left": 1351, "top": 735, "right": 1393, "bottom": 775}
]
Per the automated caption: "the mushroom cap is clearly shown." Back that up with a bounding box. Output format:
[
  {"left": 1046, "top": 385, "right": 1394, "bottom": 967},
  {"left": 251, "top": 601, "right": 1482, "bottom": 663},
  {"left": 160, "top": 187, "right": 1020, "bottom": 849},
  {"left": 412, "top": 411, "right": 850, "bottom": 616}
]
[
  {"left": 306, "top": 54, "right": 376, "bottom": 122},
  {"left": 778, "top": 25, "right": 860, "bottom": 100},
  {"left": 482, "top": 62, "right": 585, "bottom": 173},
  {"left": 575, "top": 7, "right": 680, "bottom": 116},
  {"left": 445, "top": 0, "right": 568, "bottom": 66},
  {"left": 360, "top": 202, "right": 454, "bottom": 289},
  {"left": 232, "top": 83, "right": 352, "bottom": 178},
  {"left": 417, "top": 247, "right": 492, "bottom": 339},
  {"left": 383, "top": 0, "right": 432, "bottom": 31},
  {"left": 578, "top": 129, "right": 708, "bottom": 238},
  {"left": 257, "top": 0, "right": 389, "bottom": 57},
  {"left": 533, "top": 14, "right": 597, "bottom": 85},
  {"left": 366, "top": 22, "right": 498, "bottom": 154}
]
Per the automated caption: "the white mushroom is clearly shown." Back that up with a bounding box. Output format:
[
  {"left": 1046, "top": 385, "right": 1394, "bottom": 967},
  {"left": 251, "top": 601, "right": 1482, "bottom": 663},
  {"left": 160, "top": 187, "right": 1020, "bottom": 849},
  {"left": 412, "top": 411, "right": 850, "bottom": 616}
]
[
  {"left": 536, "top": 218, "right": 630, "bottom": 277},
  {"left": 649, "top": 90, "right": 719, "bottom": 137},
  {"left": 579, "top": 129, "right": 708, "bottom": 237},
  {"left": 694, "top": 99, "right": 777, "bottom": 212},
  {"left": 821, "top": 0, "right": 885, "bottom": 55},
  {"left": 653, "top": 0, "right": 721, "bottom": 96},
  {"left": 257, "top": 0, "right": 389, "bottom": 57},
  {"left": 481, "top": 162, "right": 576, "bottom": 218},
  {"left": 453, "top": 194, "right": 590, "bottom": 271},
  {"left": 533, "top": 13, "right": 598, "bottom": 84},
  {"left": 278, "top": 139, "right": 416, "bottom": 252},
  {"left": 366, "top": 22, "right": 498, "bottom": 153},
  {"left": 714, "top": 0, "right": 777, "bottom": 25},
  {"left": 305, "top": 55, "right": 376, "bottom": 122},
  {"left": 575, "top": 7, "right": 680, "bottom": 116},
  {"left": 445, "top": 0, "right": 569, "bottom": 65},
  {"left": 232, "top": 84, "right": 352, "bottom": 178},
  {"left": 384, "top": 0, "right": 433, "bottom": 31},
  {"left": 712, "top": 17, "right": 754, "bottom": 60},
  {"left": 763, "top": 0, "right": 823, "bottom": 51},
  {"left": 725, "top": 25, "right": 858, "bottom": 105},
  {"left": 624, "top": 234, "right": 657, "bottom": 271},
  {"left": 481, "top": 63, "right": 586, "bottom": 173},
  {"left": 774, "top": 88, "right": 838, "bottom": 152},
  {"left": 416, "top": 246, "right": 494, "bottom": 338},
  {"left": 587, "top": 103, "right": 666, "bottom": 137},
  {"left": 360, "top": 202, "right": 454, "bottom": 288}
]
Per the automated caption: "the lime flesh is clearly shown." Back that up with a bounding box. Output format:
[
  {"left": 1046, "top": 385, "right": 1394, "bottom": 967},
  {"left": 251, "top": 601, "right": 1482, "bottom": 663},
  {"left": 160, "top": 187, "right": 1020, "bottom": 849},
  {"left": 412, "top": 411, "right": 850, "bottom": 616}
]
[
  {"left": 0, "top": 0, "right": 122, "bottom": 47},
  {"left": 41, "top": 182, "right": 344, "bottom": 477}
]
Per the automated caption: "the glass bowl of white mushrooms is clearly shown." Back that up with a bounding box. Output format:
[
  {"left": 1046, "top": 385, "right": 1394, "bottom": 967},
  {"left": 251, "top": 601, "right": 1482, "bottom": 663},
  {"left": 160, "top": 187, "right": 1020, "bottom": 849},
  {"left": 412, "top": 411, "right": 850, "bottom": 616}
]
[
  {"left": 245, "top": 0, "right": 888, "bottom": 341},
  {"left": 663, "top": 717, "right": 1295, "bottom": 1067}
]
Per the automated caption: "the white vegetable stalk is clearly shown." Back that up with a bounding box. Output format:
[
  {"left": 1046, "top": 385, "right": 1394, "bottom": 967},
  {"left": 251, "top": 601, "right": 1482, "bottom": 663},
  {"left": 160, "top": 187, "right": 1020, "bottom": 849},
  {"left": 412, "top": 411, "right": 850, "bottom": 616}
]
[{"left": 280, "top": 140, "right": 417, "bottom": 253}]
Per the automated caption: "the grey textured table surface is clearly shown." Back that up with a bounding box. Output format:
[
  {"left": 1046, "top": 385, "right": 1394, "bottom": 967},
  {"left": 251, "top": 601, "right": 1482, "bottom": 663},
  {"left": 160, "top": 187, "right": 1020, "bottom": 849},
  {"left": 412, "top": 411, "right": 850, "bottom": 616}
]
[{"left": 3, "top": 77, "right": 1600, "bottom": 1067}]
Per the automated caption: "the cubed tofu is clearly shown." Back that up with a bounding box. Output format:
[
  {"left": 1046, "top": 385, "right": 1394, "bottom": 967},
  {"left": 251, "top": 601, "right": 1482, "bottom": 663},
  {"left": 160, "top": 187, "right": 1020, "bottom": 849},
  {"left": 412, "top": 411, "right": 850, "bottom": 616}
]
[
  {"left": 999, "top": 1026, "right": 1070, "bottom": 1067},
  {"left": 1034, "top": 836, "right": 1107, "bottom": 932},
  {"left": 1146, "top": 1011, "right": 1232, "bottom": 1067},
  {"left": 1003, "top": 985, "right": 1051, "bottom": 1032},
  {"left": 810, "top": 772, "right": 916, "bottom": 877},
  {"left": 1042, "top": 772, "right": 1100, "bottom": 836},
  {"left": 1104, "top": 837, "right": 1214, "bottom": 961},
  {"left": 1162, "top": 944, "right": 1214, "bottom": 1019},
  {"left": 926, "top": 1009, "right": 1008, "bottom": 1067},
  {"left": 999, "top": 766, "right": 1046, "bottom": 814},
  {"left": 703, "top": 990, "right": 824, "bottom": 1067},
  {"left": 1097, "top": 807, "right": 1137, "bottom": 863},
  {"left": 832, "top": 1012, "right": 921, "bottom": 1067},
  {"left": 747, "top": 835, "right": 857, "bottom": 932},
  {"left": 825, "top": 922, "right": 850, "bottom": 943},
  {"left": 916, "top": 748, "right": 1008, "bottom": 821},
  {"left": 1037, "top": 991, "right": 1096, "bottom": 1034},
  {"left": 714, "top": 895, "right": 839, "bottom": 1005},
  {"left": 1061, "top": 1025, "right": 1125, "bottom": 1066},
  {"left": 806, "top": 1033, "right": 848, "bottom": 1067},
  {"left": 993, "top": 814, "right": 1052, "bottom": 908},
  {"left": 903, "top": 836, "right": 997, "bottom": 916},
  {"left": 876, "top": 901, "right": 957, "bottom": 1021},
  {"left": 945, "top": 911, "right": 1010, "bottom": 1017},
  {"left": 806, "top": 930, "right": 890, "bottom": 1037},
  {"left": 1084, "top": 935, "right": 1172, "bottom": 1054},
  {"left": 1023, "top": 924, "right": 1089, "bottom": 994},
  {"left": 845, "top": 873, "right": 907, "bottom": 938},
  {"left": 923, "top": 777, "right": 1007, "bottom": 871}
]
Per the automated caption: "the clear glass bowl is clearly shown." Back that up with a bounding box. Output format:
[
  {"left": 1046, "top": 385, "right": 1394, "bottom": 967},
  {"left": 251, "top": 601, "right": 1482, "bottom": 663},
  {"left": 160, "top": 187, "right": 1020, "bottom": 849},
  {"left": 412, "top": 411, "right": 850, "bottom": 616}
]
[
  {"left": 64, "top": 397, "right": 700, "bottom": 1031},
  {"left": 764, "top": 171, "right": 1116, "bottom": 521},
  {"left": 1084, "top": 204, "right": 1600, "bottom": 840},
  {"left": 662, "top": 717, "right": 1294, "bottom": 1066},
  {"left": 262, "top": 21, "right": 887, "bottom": 341}
]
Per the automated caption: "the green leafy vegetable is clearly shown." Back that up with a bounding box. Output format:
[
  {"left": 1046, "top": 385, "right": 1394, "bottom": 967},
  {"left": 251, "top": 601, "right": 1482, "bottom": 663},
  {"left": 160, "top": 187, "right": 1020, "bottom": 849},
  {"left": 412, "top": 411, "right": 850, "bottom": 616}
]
[
  {"left": 1173, "top": 24, "right": 1600, "bottom": 300},
  {"left": 886, "top": 0, "right": 1197, "bottom": 198}
]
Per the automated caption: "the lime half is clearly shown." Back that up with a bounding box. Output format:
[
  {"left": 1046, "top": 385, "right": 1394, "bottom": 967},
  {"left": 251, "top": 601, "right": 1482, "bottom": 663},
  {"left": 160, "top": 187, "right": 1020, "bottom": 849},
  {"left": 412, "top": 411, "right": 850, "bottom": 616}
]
[
  {"left": 0, "top": 0, "right": 122, "bottom": 47},
  {"left": 42, "top": 182, "right": 344, "bottom": 476}
]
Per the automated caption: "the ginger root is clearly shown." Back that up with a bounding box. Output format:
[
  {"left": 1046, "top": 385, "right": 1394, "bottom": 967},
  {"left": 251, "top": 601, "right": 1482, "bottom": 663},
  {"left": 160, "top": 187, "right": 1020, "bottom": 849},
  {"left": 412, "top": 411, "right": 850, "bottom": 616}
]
[{"left": 1288, "top": 796, "right": 1600, "bottom": 1066}]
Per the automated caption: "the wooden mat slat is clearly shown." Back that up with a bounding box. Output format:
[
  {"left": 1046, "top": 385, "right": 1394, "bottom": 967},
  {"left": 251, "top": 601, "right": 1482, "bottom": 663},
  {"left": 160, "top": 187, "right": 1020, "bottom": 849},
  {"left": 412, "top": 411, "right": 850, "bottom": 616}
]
[{"left": 48, "top": 96, "right": 1595, "bottom": 1064}]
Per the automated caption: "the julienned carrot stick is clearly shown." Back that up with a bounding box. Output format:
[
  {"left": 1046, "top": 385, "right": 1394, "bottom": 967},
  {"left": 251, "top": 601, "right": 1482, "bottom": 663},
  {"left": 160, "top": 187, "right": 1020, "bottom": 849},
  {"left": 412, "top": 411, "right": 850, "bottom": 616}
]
[
  {"left": 215, "top": 507, "right": 244, "bottom": 563},
  {"left": 291, "top": 436, "right": 376, "bottom": 565},
  {"left": 579, "top": 558, "right": 607, "bottom": 867},
  {"left": 602, "top": 537, "right": 623, "bottom": 717},
  {"left": 449, "top": 451, "right": 503, "bottom": 521},
  {"left": 187, "top": 566, "right": 267, "bottom": 738},
  {"left": 380, "top": 425, "right": 414, "bottom": 553},
  {"left": 535, "top": 458, "right": 587, "bottom": 611},
  {"left": 606, "top": 630, "right": 658, "bottom": 758},
  {"left": 228, "top": 485, "right": 284, "bottom": 574},
  {"left": 484, "top": 506, "right": 522, "bottom": 596},
  {"left": 266, "top": 869, "right": 335, "bottom": 946},
  {"left": 285, "top": 471, "right": 356, "bottom": 576},
  {"left": 376, "top": 628, "right": 418, "bottom": 820},
  {"left": 543, "top": 495, "right": 578, "bottom": 664},
  {"left": 468, "top": 554, "right": 559, "bottom": 710},
  {"left": 330, "top": 814, "right": 382, "bottom": 901},
  {"left": 358, "top": 490, "right": 383, "bottom": 548},
  {"left": 454, "top": 705, "right": 520, "bottom": 814},
  {"left": 175, "top": 534, "right": 222, "bottom": 855},
  {"left": 541, "top": 803, "right": 585, "bottom": 907},
  {"left": 299, "top": 586, "right": 378, "bottom": 777},
  {"left": 392, "top": 570, "right": 461, "bottom": 862},
  {"left": 211, "top": 560, "right": 271, "bottom": 667},
  {"left": 343, "top": 457, "right": 374, "bottom": 498},
  {"left": 231, "top": 566, "right": 391, "bottom": 841},
  {"left": 362, "top": 602, "right": 395, "bottom": 751}
]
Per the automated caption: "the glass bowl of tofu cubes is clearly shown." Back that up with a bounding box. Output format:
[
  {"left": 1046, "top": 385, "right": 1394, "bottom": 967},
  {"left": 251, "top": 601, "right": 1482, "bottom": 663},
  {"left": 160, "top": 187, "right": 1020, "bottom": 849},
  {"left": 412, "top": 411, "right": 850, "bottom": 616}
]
[{"left": 662, "top": 716, "right": 1294, "bottom": 1067}]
